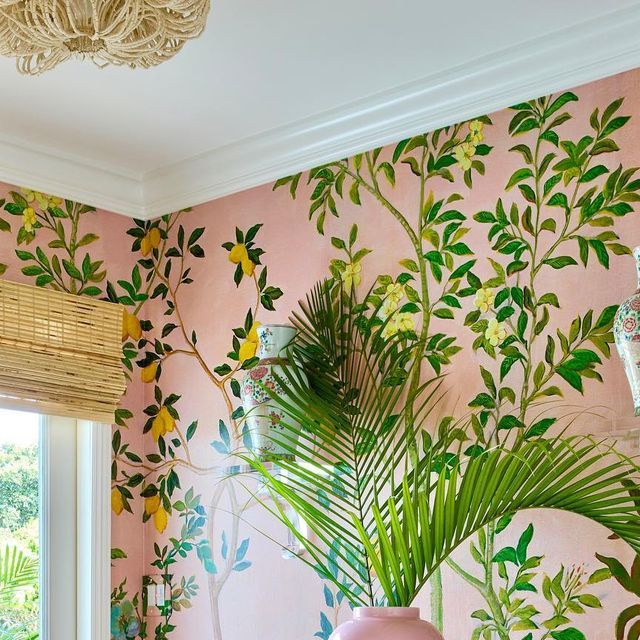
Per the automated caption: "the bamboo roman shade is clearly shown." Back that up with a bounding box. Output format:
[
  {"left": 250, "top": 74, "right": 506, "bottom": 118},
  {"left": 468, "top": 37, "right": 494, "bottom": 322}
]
[{"left": 0, "top": 279, "right": 126, "bottom": 422}]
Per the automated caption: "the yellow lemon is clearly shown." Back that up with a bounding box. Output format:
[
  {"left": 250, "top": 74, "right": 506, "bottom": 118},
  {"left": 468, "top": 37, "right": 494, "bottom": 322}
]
[
  {"left": 152, "top": 406, "right": 175, "bottom": 441},
  {"left": 122, "top": 310, "right": 142, "bottom": 341},
  {"left": 246, "top": 322, "right": 261, "bottom": 343},
  {"left": 140, "top": 234, "right": 152, "bottom": 256},
  {"left": 239, "top": 339, "right": 258, "bottom": 362},
  {"left": 145, "top": 493, "right": 161, "bottom": 516},
  {"left": 111, "top": 487, "right": 124, "bottom": 515},
  {"left": 141, "top": 362, "right": 158, "bottom": 383},
  {"left": 154, "top": 505, "right": 168, "bottom": 534},
  {"left": 149, "top": 227, "right": 161, "bottom": 249},
  {"left": 241, "top": 256, "right": 256, "bottom": 276},
  {"left": 228, "top": 243, "right": 248, "bottom": 264},
  {"left": 159, "top": 406, "right": 175, "bottom": 433}
]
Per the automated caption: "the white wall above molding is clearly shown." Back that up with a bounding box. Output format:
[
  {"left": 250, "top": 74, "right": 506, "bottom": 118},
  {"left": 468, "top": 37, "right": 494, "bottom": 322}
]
[{"left": 0, "top": 2, "right": 639, "bottom": 220}]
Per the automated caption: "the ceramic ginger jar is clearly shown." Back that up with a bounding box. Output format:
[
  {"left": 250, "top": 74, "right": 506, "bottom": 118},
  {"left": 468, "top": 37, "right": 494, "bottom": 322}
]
[
  {"left": 329, "top": 607, "right": 444, "bottom": 640},
  {"left": 614, "top": 246, "right": 640, "bottom": 416},
  {"left": 240, "top": 324, "right": 304, "bottom": 460}
]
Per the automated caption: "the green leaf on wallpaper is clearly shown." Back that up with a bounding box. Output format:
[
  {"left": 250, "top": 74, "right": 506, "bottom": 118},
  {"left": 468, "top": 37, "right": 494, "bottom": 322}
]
[
  {"left": 591, "top": 138, "right": 620, "bottom": 155},
  {"left": 492, "top": 546, "right": 518, "bottom": 565},
  {"left": 468, "top": 393, "right": 496, "bottom": 409},
  {"left": 556, "top": 366, "right": 583, "bottom": 393},
  {"left": 579, "top": 165, "right": 609, "bottom": 183},
  {"left": 550, "top": 629, "right": 586, "bottom": 640},
  {"left": 601, "top": 115, "right": 630, "bottom": 137},
  {"left": 587, "top": 568, "right": 611, "bottom": 584},
  {"left": 545, "top": 92, "right": 578, "bottom": 117},
  {"left": 547, "top": 192, "right": 569, "bottom": 209},
  {"left": 392, "top": 138, "right": 410, "bottom": 163},
  {"left": 505, "top": 168, "right": 533, "bottom": 191},
  {"left": 378, "top": 162, "right": 396, "bottom": 186},
  {"left": 524, "top": 418, "right": 556, "bottom": 439},
  {"left": 495, "top": 513, "right": 514, "bottom": 534},
  {"left": 542, "top": 256, "right": 577, "bottom": 269},
  {"left": 497, "top": 415, "right": 523, "bottom": 431},
  {"left": 111, "top": 548, "right": 128, "bottom": 560},
  {"left": 399, "top": 258, "right": 419, "bottom": 272}
]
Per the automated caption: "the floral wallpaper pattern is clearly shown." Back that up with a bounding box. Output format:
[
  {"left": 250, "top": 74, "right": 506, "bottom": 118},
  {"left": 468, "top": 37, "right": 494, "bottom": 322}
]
[{"left": 0, "top": 69, "right": 640, "bottom": 640}]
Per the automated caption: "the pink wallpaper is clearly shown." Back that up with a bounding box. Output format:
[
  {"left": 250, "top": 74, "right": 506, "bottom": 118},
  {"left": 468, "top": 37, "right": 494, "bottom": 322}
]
[{"left": 1, "top": 68, "right": 640, "bottom": 640}]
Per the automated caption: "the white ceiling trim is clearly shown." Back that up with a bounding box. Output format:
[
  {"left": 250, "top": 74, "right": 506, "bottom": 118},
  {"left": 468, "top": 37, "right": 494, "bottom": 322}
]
[{"left": 2, "top": 3, "right": 640, "bottom": 220}]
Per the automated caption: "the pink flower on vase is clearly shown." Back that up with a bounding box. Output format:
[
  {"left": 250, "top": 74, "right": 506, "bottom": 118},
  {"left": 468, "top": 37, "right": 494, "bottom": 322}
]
[
  {"left": 623, "top": 317, "right": 637, "bottom": 333},
  {"left": 631, "top": 298, "right": 640, "bottom": 311},
  {"left": 250, "top": 366, "right": 268, "bottom": 381}
]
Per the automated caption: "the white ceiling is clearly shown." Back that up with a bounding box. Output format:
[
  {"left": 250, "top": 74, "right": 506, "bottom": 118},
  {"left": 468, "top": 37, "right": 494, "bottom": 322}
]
[{"left": 0, "top": 0, "right": 639, "bottom": 218}]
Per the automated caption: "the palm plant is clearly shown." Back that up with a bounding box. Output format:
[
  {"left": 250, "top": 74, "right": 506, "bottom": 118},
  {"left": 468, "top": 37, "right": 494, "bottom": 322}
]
[
  {"left": 244, "top": 281, "right": 640, "bottom": 608},
  {"left": 0, "top": 544, "right": 38, "bottom": 607}
]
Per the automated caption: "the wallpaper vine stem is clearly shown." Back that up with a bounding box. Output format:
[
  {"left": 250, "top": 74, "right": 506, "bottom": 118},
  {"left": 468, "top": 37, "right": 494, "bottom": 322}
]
[{"left": 0, "top": 69, "right": 639, "bottom": 640}]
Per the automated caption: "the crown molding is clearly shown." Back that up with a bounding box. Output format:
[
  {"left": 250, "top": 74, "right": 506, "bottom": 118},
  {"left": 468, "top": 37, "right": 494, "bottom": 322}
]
[
  {"left": 0, "top": 135, "right": 144, "bottom": 216},
  {"left": 1, "top": 4, "right": 640, "bottom": 220}
]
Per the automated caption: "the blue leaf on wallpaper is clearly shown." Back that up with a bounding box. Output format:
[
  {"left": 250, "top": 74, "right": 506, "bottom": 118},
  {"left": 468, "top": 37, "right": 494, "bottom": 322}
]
[
  {"left": 196, "top": 540, "right": 217, "bottom": 575},
  {"left": 323, "top": 585, "right": 334, "bottom": 608},
  {"left": 233, "top": 561, "right": 252, "bottom": 572},
  {"left": 211, "top": 440, "right": 230, "bottom": 454},
  {"left": 336, "top": 590, "right": 345, "bottom": 605},
  {"left": 242, "top": 424, "right": 253, "bottom": 452},
  {"left": 221, "top": 531, "right": 228, "bottom": 559},
  {"left": 314, "top": 613, "right": 333, "bottom": 639},
  {"left": 219, "top": 419, "right": 231, "bottom": 448},
  {"left": 235, "top": 538, "right": 250, "bottom": 562},
  {"left": 317, "top": 489, "right": 330, "bottom": 507}
]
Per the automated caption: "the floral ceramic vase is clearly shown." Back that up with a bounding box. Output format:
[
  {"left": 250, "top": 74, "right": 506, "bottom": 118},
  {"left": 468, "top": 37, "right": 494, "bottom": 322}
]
[
  {"left": 329, "top": 608, "right": 444, "bottom": 640},
  {"left": 614, "top": 246, "right": 640, "bottom": 416},
  {"left": 241, "top": 324, "right": 303, "bottom": 460}
]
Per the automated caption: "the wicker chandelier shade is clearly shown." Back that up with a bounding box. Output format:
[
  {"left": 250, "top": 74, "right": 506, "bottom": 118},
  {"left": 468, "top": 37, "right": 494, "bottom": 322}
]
[{"left": 0, "top": 0, "right": 210, "bottom": 75}]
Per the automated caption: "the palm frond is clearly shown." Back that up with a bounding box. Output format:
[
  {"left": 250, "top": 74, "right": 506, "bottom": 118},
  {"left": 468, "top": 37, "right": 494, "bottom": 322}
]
[
  {"left": 243, "top": 280, "right": 640, "bottom": 608},
  {"left": 357, "top": 436, "right": 640, "bottom": 605},
  {"left": 0, "top": 545, "right": 39, "bottom": 607}
]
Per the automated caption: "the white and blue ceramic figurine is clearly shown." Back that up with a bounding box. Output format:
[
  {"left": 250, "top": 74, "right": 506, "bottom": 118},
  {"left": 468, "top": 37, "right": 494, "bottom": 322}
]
[{"left": 614, "top": 246, "right": 640, "bottom": 416}]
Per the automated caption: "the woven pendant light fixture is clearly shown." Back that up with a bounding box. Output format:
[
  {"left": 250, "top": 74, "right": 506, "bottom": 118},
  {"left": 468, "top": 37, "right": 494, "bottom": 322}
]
[{"left": 0, "top": 0, "right": 210, "bottom": 75}]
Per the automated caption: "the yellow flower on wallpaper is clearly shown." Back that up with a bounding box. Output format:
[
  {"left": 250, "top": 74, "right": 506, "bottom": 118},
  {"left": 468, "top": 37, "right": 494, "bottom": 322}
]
[
  {"left": 380, "top": 283, "right": 404, "bottom": 319},
  {"left": 469, "top": 120, "right": 485, "bottom": 143},
  {"left": 21, "top": 188, "right": 62, "bottom": 210},
  {"left": 485, "top": 318, "right": 507, "bottom": 346},
  {"left": 239, "top": 321, "right": 261, "bottom": 361},
  {"left": 154, "top": 505, "right": 168, "bottom": 534},
  {"left": 111, "top": 487, "right": 124, "bottom": 515},
  {"left": 474, "top": 287, "right": 495, "bottom": 313},
  {"left": 382, "top": 311, "right": 414, "bottom": 339},
  {"left": 229, "top": 242, "right": 256, "bottom": 276},
  {"left": 122, "top": 309, "right": 142, "bottom": 342},
  {"left": 141, "top": 362, "right": 158, "bottom": 383},
  {"left": 22, "top": 207, "right": 36, "bottom": 233},
  {"left": 341, "top": 262, "right": 362, "bottom": 293},
  {"left": 140, "top": 227, "right": 162, "bottom": 257},
  {"left": 454, "top": 142, "right": 476, "bottom": 171},
  {"left": 144, "top": 493, "right": 161, "bottom": 516},
  {"left": 152, "top": 406, "right": 175, "bottom": 441}
]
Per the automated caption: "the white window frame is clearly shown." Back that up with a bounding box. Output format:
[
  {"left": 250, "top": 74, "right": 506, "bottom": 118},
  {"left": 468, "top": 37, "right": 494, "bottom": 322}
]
[{"left": 39, "top": 416, "right": 111, "bottom": 640}]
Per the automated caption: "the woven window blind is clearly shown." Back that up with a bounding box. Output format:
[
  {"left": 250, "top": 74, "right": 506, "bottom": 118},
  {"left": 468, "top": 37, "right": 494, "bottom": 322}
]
[{"left": 0, "top": 279, "right": 126, "bottom": 422}]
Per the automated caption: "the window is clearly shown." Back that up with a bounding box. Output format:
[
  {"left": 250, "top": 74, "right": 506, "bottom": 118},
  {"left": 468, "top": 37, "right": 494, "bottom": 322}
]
[{"left": 0, "top": 408, "right": 110, "bottom": 640}]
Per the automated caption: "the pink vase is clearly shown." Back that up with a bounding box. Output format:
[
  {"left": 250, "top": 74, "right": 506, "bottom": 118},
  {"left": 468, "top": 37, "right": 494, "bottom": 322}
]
[{"left": 330, "top": 607, "right": 444, "bottom": 640}]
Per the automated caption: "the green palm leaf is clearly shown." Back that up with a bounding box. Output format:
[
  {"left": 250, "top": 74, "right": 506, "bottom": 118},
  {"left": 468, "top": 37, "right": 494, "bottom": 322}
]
[
  {"left": 244, "top": 281, "right": 640, "bottom": 607},
  {"left": 0, "top": 545, "right": 38, "bottom": 607}
]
